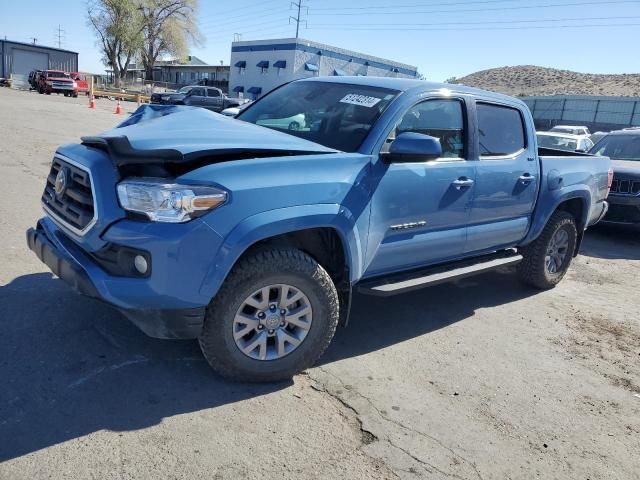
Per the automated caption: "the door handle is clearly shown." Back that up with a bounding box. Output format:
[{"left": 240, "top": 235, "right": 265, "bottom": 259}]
[
  {"left": 519, "top": 174, "right": 535, "bottom": 184},
  {"left": 452, "top": 178, "right": 474, "bottom": 189}
]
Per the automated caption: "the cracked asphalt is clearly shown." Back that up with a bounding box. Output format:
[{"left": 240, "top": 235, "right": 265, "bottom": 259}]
[{"left": 1, "top": 87, "right": 639, "bottom": 479}]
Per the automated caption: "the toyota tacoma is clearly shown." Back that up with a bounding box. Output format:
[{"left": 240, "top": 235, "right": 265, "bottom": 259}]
[{"left": 27, "top": 78, "right": 611, "bottom": 381}]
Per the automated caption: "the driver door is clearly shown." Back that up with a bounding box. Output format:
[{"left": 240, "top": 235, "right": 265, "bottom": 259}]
[{"left": 365, "top": 98, "right": 476, "bottom": 277}]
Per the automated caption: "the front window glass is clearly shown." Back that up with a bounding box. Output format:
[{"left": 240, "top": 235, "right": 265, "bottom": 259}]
[
  {"left": 177, "top": 86, "right": 192, "bottom": 94},
  {"left": 388, "top": 99, "right": 465, "bottom": 158},
  {"left": 536, "top": 134, "right": 578, "bottom": 151},
  {"left": 591, "top": 135, "right": 640, "bottom": 161},
  {"left": 237, "top": 81, "right": 399, "bottom": 152}
]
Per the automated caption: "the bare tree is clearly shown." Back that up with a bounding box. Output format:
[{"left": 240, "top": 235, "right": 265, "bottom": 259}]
[
  {"left": 138, "top": 0, "right": 202, "bottom": 81},
  {"left": 87, "top": 0, "right": 142, "bottom": 88}
]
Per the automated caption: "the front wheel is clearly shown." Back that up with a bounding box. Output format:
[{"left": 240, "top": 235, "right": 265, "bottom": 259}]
[
  {"left": 518, "top": 210, "right": 577, "bottom": 289},
  {"left": 199, "top": 249, "right": 340, "bottom": 382}
]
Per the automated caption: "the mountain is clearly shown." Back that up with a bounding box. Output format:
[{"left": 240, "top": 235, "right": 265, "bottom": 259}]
[{"left": 450, "top": 66, "right": 640, "bottom": 97}]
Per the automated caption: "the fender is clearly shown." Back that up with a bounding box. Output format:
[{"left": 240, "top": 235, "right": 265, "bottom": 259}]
[
  {"left": 199, "top": 203, "right": 364, "bottom": 300},
  {"left": 521, "top": 184, "right": 591, "bottom": 247}
]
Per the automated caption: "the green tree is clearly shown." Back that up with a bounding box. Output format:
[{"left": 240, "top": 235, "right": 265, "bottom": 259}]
[
  {"left": 87, "top": 0, "right": 142, "bottom": 88},
  {"left": 138, "top": 0, "right": 203, "bottom": 81}
]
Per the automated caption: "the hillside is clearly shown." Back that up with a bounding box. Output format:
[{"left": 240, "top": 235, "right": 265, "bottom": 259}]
[{"left": 451, "top": 65, "right": 640, "bottom": 97}]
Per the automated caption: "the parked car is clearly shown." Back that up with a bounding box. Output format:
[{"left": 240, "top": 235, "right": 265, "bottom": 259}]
[
  {"left": 27, "top": 77, "right": 611, "bottom": 382},
  {"left": 590, "top": 131, "right": 609, "bottom": 145},
  {"left": 589, "top": 128, "right": 640, "bottom": 228},
  {"left": 550, "top": 125, "right": 591, "bottom": 136},
  {"left": 28, "top": 70, "right": 42, "bottom": 90},
  {"left": 256, "top": 113, "right": 306, "bottom": 131},
  {"left": 70, "top": 72, "right": 89, "bottom": 96},
  {"left": 36, "top": 70, "right": 78, "bottom": 97},
  {"left": 536, "top": 131, "right": 594, "bottom": 152},
  {"left": 150, "top": 85, "right": 249, "bottom": 112},
  {"left": 221, "top": 102, "right": 251, "bottom": 117}
]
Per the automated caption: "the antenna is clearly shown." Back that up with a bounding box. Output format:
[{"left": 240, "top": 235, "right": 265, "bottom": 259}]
[
  {"left": 233, "top": 33, "right": 242, "bottom": 42},
  {"left": 289, "top": 1, "right": 308, "bottom": 38},
  {"left": 54, "top": 25, "right": 65, "bottom": 48},
  {"left": 29, "top": 37, "right": 38, "bottom": 45}
]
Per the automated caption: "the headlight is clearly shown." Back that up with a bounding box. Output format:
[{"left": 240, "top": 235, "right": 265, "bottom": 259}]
[
  {"left": 117, "top": 178, "right": 227, "bottom": 223},
  {"left": 72, "top": 81, "right": 78, "bottom": 88}
]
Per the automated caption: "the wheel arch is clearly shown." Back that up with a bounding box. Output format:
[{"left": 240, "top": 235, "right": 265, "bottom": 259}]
[
  {"left": 522, "top": 188, "right": 591, "bottom": 256},
  {"left": 199, "top": 204, "right": 363, "bottom": 324}
]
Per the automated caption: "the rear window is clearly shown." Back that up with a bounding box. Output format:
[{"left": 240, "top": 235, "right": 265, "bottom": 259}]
[{"left": 477, "top": 103, "right": 526, "bottom": 157}]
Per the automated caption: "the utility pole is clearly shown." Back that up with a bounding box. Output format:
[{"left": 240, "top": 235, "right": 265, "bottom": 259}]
[
  {"left": 54, "top": 25, "right": 65, "bottom": 49},
  {"left": 289, "top": 1, "right": 308, "bottom": 38}
]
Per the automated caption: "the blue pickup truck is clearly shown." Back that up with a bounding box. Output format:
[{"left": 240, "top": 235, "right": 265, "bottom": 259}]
[{"left": 27, "top": 77, "right": 611, "bottom": 381}]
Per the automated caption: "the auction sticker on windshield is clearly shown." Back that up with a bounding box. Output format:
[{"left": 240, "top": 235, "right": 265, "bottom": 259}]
[{"left": 340, "top": 94, "right": 382, "bottom": 108}]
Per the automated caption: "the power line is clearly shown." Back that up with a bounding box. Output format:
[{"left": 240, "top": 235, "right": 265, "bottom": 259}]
[
  {"left": 309, "top": 14, "right": 640, "bottom": 27},
  {"left": 310, "top": 0, "right": 537, "bottom": 10},
  {"left": 308, "top": 0, "right": 640, "bottom": 16},
  {"left": 307, "top": 22, "right": 640, "bottom": 31}
]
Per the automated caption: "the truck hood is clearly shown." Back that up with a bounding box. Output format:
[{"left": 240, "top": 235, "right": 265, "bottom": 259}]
[
  {"left": 611, "top": 159, "right": 640, "bottom": 175},
  {"left": 96, "top": 104, "right": 336, "bottom": 155},
  {"left": 48, "top": 76, "right": 73, "bottom": 82}
]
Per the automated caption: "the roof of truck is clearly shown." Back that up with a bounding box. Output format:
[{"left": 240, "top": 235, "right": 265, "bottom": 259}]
[{"left": 298, "top": 75, "right": 523, "bottom": 105}]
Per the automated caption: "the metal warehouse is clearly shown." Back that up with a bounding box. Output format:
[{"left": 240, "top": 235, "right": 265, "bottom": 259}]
[
  {"left": 0, "top": 39, "right": 78, "bottom": 89},
  {"left": 229, "top": 37, "right": 418, "bottom": 100},
  {"left": 522, "top": 95, "right": 640, "bottom": 132}
]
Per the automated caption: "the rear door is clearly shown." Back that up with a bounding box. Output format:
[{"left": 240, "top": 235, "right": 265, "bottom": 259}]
[
  {"left": 466, "top": 101, "right": 539, "bottom": 253},
  {"left": 206, "top": 88, "right": 224, "bottom": 111},
  {"left": 365, "top": 97, "right": 476, "bottom": 276},
  {"left": 186, "top": 87, "right": 206, "bottom": 107}
]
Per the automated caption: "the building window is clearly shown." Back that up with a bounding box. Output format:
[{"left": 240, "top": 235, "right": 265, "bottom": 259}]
[
  {"left": 235, "top": 60, "right": 246, "bottom": 75},
  {"left": 257, "top": 60, "right": 269, "bottom": 74}
]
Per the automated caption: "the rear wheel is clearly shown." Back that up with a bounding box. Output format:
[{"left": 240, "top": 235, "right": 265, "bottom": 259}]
[
  {"left": 199, "top": 249, "right": 339, "bottom": 382},
  {"left": 518, "top": 210, "right": 577, "bottom": 289}
]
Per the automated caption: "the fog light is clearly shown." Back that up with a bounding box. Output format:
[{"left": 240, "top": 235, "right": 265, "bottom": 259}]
[{"left": 134, "top": 255, "right": 148, "bottom": 275}]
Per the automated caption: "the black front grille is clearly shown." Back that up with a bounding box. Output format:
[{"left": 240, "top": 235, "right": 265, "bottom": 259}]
[
  {"left": 610, "top": 177, "right": 640, "bottom": 196},
  {"left": 42, "top": 157, "right": 95, "bottom": 232}
]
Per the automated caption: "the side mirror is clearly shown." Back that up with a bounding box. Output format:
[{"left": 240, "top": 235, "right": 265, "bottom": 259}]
[{"left": 383, "top": 132, "right": 442, "bottom": 163}]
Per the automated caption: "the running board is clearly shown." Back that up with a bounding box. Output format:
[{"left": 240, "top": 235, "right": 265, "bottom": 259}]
[{"left": 357, "top": 250, "right": 523, "bottom": 296}]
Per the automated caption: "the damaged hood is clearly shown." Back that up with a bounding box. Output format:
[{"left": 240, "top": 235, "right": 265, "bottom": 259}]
[{"left": 96, "top": 104, "right": 337, "bottom": 156}]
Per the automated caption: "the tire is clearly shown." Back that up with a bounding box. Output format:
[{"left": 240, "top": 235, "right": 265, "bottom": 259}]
[
  {"left": 288, "top": 121, "right": 301, "bottom": 131},
  {"left": 199, "top": 249, "right": 339, "bottom": 382},
  {"left": 38, "top": 86, "right": 44, "bottom": 94},
  {"left": 518, "top": 210, "right": 577, "bottom": 290}
]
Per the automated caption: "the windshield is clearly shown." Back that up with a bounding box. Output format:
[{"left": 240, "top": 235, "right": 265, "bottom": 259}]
[
  {"left": 237, "top": 81, "right": 399, "bottom": 152},
  {"left": 46, "top": 71, "right": 70, "bottom": 79},
  {"left": 537, "top": 134, "right": 578, "bottom": 151},
  {"left": 590, "top": 134, "right": 640, "bottom": 161},
  {"left": 177, "top": 86, "right": 192, "bottom": 94}
]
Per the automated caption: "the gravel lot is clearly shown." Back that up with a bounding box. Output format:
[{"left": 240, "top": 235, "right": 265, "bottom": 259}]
[{"left": 1, "top": 87, "right": 639, "bottom": 480}]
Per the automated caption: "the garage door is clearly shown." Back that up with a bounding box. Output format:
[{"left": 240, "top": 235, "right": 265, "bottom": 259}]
[{"left": 12, "top": 49, "right": 48, "bottom": 88}]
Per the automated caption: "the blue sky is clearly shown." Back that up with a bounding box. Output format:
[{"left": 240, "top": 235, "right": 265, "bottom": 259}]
[{"left": 1, "top": 0, "right": 639, "bottom": 81}]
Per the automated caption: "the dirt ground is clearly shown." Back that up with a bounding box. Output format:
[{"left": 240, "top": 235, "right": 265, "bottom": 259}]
[{"left": 0, "top": 87, "right": 638, "bottom": 480}]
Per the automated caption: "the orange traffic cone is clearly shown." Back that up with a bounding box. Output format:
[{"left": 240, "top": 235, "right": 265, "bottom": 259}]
[
  {"left": 114, "top": 100, "right": 122, "bottom": 115},
  {"left": 89, "top": 95, "right": 95, "bottom": 109}
]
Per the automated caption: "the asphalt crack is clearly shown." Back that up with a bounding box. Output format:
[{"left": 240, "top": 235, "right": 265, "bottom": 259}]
[{"left": 312, "top": 366, "right": 485, "bottom": 480}]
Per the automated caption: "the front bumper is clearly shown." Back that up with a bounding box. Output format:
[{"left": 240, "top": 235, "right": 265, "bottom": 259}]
[
  {"left": 602, "top": 195, "right": 640, "bottom": 227},
  {"left": 26, "top": 218, "right": 208, "bottom": 339}
]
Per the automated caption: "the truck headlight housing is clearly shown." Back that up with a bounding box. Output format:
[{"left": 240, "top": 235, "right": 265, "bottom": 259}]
[{"left": 117, "top": 178, "right": 227, "bottom": 223}]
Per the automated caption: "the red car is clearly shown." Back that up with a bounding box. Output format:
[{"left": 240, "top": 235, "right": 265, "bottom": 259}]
[
  {"left": 37, "top": 70, "right": 78, "bottom": 97},
  {"left": 70, "top": 72, "right": 89, "bottom": 96}
]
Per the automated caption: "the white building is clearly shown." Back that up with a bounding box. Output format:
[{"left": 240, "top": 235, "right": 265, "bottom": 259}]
[{"left": 229, "top": 37, "right": 418, "bottom": 100}]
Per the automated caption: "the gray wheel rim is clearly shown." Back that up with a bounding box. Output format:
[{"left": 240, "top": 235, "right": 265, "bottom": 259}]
[
  {"left": 232, "top": 284, "right": 313, "bottom": 361},
  {"left": 545, "top": 228, "right": 569, "bottom": 274}
]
